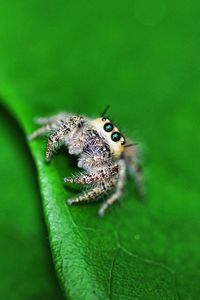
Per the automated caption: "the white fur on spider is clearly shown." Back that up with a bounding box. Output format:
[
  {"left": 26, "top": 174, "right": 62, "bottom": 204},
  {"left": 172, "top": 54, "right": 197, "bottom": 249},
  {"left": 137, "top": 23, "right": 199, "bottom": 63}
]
[{"left": 28, "top": 111, "right": 144, "bottom": 216}]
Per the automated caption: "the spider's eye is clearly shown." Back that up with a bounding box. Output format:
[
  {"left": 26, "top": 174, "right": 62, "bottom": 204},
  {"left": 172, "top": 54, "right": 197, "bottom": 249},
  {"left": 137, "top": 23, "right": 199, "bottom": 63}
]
[
  {"left": 104, "top": 122, "right": 113, "bottom": 132},
  {"left": 111, "top": 131, "right": 121, "bottom": 142},
  {"left": 102, "top": 117, "right": 107, "bottom": 122}
]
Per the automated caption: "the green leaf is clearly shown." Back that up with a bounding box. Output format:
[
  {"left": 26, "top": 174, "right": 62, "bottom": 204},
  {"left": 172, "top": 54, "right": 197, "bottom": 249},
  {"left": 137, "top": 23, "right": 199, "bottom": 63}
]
[
  {"left": 0, "top": 106, "right": 64, "bottom": 300},
  {"left": 0, "top": 0, "right": 200, "bottom": 299}
]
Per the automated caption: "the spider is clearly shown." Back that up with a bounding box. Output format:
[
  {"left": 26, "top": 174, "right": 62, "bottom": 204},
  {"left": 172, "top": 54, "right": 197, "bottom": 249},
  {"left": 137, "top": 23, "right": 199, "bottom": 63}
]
[{"left": 28, "top": 106, "right": 144, "bottom": 216}]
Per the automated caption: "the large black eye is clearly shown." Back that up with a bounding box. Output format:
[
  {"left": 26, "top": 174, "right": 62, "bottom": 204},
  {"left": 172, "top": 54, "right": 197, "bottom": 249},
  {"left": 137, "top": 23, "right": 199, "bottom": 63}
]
[
  {"left": 104, "top": 122, "right": 113, "bottom": 132},
  {"left": 111, "top": 131, "right": 121, "bottom": 142}
]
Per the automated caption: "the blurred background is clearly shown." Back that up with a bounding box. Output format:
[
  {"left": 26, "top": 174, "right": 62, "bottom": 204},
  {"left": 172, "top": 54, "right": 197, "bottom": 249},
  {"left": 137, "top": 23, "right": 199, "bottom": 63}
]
[{"left": 0, "top": 0, "right": 199, "bottom": 299}]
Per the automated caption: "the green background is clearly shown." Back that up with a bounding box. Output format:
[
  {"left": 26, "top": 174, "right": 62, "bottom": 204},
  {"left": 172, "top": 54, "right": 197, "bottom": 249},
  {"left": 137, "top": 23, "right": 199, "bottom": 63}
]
[{"left": 0, "top": 0, "right": 199, "bottom": 299}]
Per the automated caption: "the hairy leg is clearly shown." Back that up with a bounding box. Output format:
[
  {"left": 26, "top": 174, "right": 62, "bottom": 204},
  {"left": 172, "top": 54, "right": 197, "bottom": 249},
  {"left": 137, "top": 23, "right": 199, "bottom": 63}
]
[
  {"left": 28, "top": 113, "right": 71, "bottom": 141},
  {"left": 124, "top": 143, "right": 145, "bottom": 197},
  {"left": 28, "top": 115, "right": 84, "bottom": 161},
  {"left": 98, "top": 159, "right": 126, "bottom": 217},
  {"left": 27, "top": 122, "right": 61, "bottom": 141},
  {"left": 64, "top": 165, "right": 118, "bottom": 185},
  {"left": 45, "top": 116, "right": 84, "bottom": 162},
  {"left": 67, "top": 180, "right": 115, "bottom": 205},
  {"left": 130, "top": 161, "right": 145, "bottom": 197},
  {"left": 35, "top": 113, "right": 70, "bottom": 125}
]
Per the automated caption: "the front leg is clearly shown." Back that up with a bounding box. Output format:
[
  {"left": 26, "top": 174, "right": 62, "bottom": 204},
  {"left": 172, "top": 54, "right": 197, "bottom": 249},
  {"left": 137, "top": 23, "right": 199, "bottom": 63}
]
[
  {"left": 98, "top": 159, "right": 126, "bottom": 217},
  {"left": 130, "top": 162, "right": 145, "bottom": 198},
  {"left": 67, "top": 180, "right": 115, "bottom": 205},
  {"left": 64, "top": 165, "right": 118, "bottom": 185},
  {"left": 123, "top": 143, "right": 145, "bottom": 197},
  {"left": 28, "top": 113, "right": 71, "bottom": 141},
  {"left": 35, "top": 113, "right": 70, "bottom": 125},
  {"left": 28, "top": 114, "right": 84, "bottom": 161},
  {"left": 45, "top": 116, "right": 84, "bottom": 162},
  {"left": 28, "top": 122, "right": 60, "bottom": 141}
]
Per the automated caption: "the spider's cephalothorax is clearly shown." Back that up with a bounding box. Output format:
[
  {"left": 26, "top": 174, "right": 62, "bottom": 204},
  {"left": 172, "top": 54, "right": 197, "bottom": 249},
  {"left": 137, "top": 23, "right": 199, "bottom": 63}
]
[{"left": 28, "top": 110, "right": 144, "bottom": 216}]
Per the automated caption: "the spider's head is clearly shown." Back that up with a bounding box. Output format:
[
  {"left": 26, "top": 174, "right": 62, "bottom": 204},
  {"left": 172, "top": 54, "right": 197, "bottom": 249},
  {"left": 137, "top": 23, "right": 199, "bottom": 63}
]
[{"left": 91, "top": 117, "right": 126, "bottom": 159}]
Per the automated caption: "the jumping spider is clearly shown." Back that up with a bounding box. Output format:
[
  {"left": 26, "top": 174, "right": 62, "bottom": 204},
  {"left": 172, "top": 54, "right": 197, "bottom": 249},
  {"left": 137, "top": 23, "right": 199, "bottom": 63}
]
[{"left": 28, "top": 106, "right": 144, "bottom": 216}]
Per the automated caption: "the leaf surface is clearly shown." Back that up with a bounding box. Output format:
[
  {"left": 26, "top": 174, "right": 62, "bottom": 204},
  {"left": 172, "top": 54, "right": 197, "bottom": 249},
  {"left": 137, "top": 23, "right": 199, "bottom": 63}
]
[
  {"left": 0, "top": 106, "right": 64, "bottom": 300},
  {"left": 0, "top": 0, "right": 200, "bottom": 299}
]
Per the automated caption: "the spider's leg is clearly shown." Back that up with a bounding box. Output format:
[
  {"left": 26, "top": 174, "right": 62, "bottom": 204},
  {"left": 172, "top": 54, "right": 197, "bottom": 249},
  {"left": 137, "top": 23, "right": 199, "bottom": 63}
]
[
  {"left": 45, "top": 126, "right": 68, "bottom": 162},
  {"left": 46, "top": 116, "right": 84, "bottom": 162},
  {"left": 98, "top": 159, "right": 126, "bottom": 217},
  {"left": 67, "top": 180, "right": 115, "bottom": 205},
  {"left": 123, "top": 142, "right": 145, "bottom": 197},
  {"left": 35, "top": 113, "right": 70, "bottom": 125},
  {"left": 130, "top": 161, "right": 145, "bottom": 198},
  {"left": 28, "top": 113, "right": 70, "bottom": 141},
  {"left": 28, "top": 123, "right": 60, "bottom": 141},
  {"left": 64, "top": 165, "right": 118, "bottom": 185}
]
